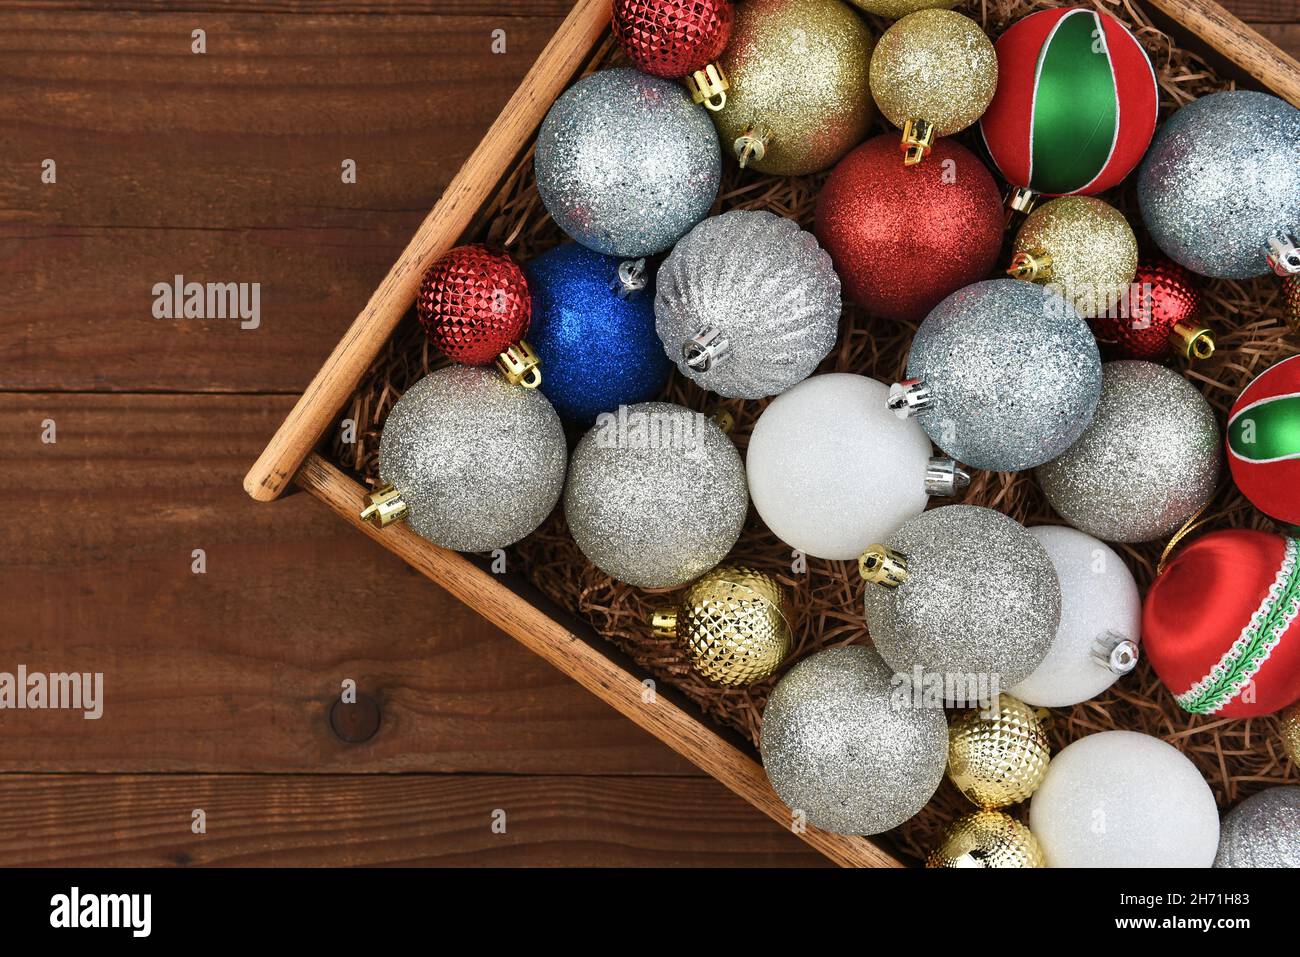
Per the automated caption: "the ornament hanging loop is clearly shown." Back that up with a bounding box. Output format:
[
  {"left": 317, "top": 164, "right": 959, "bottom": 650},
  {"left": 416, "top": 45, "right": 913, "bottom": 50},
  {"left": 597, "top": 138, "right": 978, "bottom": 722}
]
[
  {"left": 901, "top": 118, "right": 935, "bottom": 166},
  {"left": 497, "top": 339, "right": 542, "bottom": 389},
  {"left": 612, "top": 258, "right": 648, "bottom": 299},
  {"left": 925, "top": 457, "right": 971, "bottom": 497},
  {"left": 859, "top": 545, "right": 908, "bottom": 588},
  {"left": 360, "top": 483, "right": 409, "bottom": 528},
  {"left": 734, "top": 125, "right": 771, "bottom": 169},
  {"left": 686, "top": 63, "right": 729, "bottom": 113},
  {"left": 683, "top": 326, "right": 731, "bottom": 372},
  {"left": 888, "top": 379, "right": 933, "bottom": 419},
  {"left": 1091, "top": 633, "right": 1140, "bottom": 676},
  {"left": 1266, "top": 232, "right": 1300, "bottom": 276},
  {"left": 1008, "top": 249, "right": 1053, "bottom": 282}
]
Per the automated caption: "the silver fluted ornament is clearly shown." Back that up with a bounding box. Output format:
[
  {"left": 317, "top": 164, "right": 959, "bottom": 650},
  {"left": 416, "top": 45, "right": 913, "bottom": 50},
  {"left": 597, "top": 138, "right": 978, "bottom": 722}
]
[
  {"left": 760, "top": 645, "right": 948, "bottom": 835},
  {"left": 366, "top": 366, "right": 567, "bottom": 552},
  {"left": 1036, "top": 361, "right": 1221, "bottom": 543},
  {"left": 655, "top": 210, "right": 841, "bottom": 399},
  {"left": 860, "top": 505, "right": 1060, "bottom": 694},
  {"left": 534, "top": 68, "right": 721, "bottom": 259},
  {"left": 563, "top": 402, "right": 748, "bottom": 588},
  {"left": 891, "top": 279, "right": 1101, "bottom": 473},
  {"left": 1214, "top": 786, "right": 1300, "bottom": 868},
  {"left": 1138, "top": 91, "right": 1300, "bottom": 279}
]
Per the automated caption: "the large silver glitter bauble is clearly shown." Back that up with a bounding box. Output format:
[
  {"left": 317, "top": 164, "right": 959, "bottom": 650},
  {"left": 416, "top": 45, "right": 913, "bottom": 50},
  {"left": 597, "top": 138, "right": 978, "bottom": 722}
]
[
  {"left": 1036, "top": 361, "right": 1221, "bottom": 544},
  {"left": 655, "top": 210, "right": 841, "bottom": 399},
  {"left": 563, "top": 402, "right": 748, "bottom": 588},
  {"left": 760, "top": 645, "right": 948, "bottom": 835},
  {"left": 901, "top": 279, "right": 1102, "bottom": 472},
  {"left": 1214, "top": 786, "right": 1300, "bottom": 868},
  {"left": 1138, "top": 91, "right": 1300, "bottom": 279},
  {"left": 534, "top": 68, "right": 721, "bottom": 259},
  {"left": 377, "top": 366, "right": 567, "bottom": 552},
  {"left": 862, "top": 505, "right": 1060, "bottom": 696}
]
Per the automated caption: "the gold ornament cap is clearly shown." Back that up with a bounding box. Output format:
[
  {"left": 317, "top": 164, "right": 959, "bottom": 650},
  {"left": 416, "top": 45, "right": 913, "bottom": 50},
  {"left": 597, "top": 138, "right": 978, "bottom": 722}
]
[
  {"left": 1280, "top": 701, "right": 1300, "bottom": 766},
  {"left": 360, "top": 483, "right": 409, "bottom": 528},
  {"left": 859, "top": 545, "right": 908, "bottom": 588},
  {"left": 947, "top": 692, "right": 1051, "bottom": 808},
  {"left": 926, "top": 810, "right": 1045, "bottom": 868},
  {"left": 497, "top": 339, "right": 541, "bottom": 388},
  {"left": 1170, "top": 322, "right": 1216, "bottom": 361},
  {"left": 685, "top": 62, "right": 729, "bottom": 112}
]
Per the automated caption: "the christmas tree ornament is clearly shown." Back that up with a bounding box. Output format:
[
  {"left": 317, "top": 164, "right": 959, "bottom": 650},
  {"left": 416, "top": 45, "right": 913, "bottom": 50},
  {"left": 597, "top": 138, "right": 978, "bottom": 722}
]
[
  {"left": 1037, "top": 361, "right": 1221, "bottom": 543},
  {"left": 612, "top": 0, "right": 734, "bottom": 111},
  {"left": 1139, "top": 91, "right": 1300, "bottom": 279},
  {"left": 650, "top": 565, "right": 792, "bottom": 686},
  {"left": 860, "top": 505, "right": 1060, "bottom": 695},
  {"left": 524, "top": 243, "right": 671, "bottom": 425},
  {"left": 980, "top": 7, "right": 1158, "bottom": 211},
  {"left": 1093, "top": 256, "right": 1213, "bottom": 362},
  {"left": 760, "top": 645, "right": 947, "bottom": 835},
  {"left": 747, "top": 374, "right": 967, "bottom": 561},
  {"left": 417, "top": 245, "right": 539, "bottom": 387},
  {"left": 1214, "top": 786, "right": 1300, "bottom": 869},
  {"left": 869, "top": 10, "right": 997, "bottom": 165},
  {"left": 1144, "top": 529, "right": 1300, "bottom": 719},
  {"left": 816, "top": 135, "right": 1003, "bottom": 322},
  {"left": 1030, "top": 731, "right": 1219, "bottom": 868},
  {"left": 947, "top": 693, "right": 1051, "bottom": 809},
  {"left": 1227, "top": 355, "right": 1300, "bottom": 527},
  {"left": 711, "top": 0, "right": 875, "bottom": 176},
  {"left": 1008, "top": 197, "right": 1138, "bottom": 320},
  {"left": 1010, "top": 526, "right": 1141, "bottom": 708},
  {"left": 564, "top": 401, "right": 747, "bottom": 588},
  {"left": 926, "top": 811, "right": 1045, "bottom": 868},
  {"left": 1286, "top": 275, "right": 1300, "bottom": 331},
  {"left": 847, "top": 0, "right": 957, "bottom": 17},
  {"left": 891, "top": 279, "right": 1102, "bottom": 472},
  {"left": 535, "top": 68, "right": 720, "bottom": 259},
  {"left": 655, "top": 210, "right": 840, "bottom": 399},
  {"left": 362, "top": 367, "right": 567, "bottom": 552},
  {"left": 1281, "top": 702, "right": 1300, "bottom": 766}
]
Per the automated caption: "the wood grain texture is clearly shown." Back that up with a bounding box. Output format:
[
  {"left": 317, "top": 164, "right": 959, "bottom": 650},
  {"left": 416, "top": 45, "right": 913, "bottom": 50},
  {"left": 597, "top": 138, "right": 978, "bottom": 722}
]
[{"left": 0, "top": 773, "right": 830, "bottom": 867}]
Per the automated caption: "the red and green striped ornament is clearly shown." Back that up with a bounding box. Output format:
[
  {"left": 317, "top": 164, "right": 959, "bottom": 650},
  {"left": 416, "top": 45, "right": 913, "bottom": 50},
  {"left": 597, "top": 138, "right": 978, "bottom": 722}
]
[
  {"left": 979, "top": 7, "right": 1158, "bottom": 199},
  {"left": 1228, "top": 355, "right": 1300, "bottom": 528}
]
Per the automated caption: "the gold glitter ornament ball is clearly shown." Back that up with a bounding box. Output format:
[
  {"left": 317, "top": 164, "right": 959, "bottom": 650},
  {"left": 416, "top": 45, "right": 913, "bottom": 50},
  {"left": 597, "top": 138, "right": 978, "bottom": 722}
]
[
  {"left": 927, "top": 810, "right": 1045, "bottom": 868},
  {"left": 1011, "top": 197, "right": 1139, "bottom": 319},
  {"left": 713, "top": 0, "right": 875, "bottom": 177},
  {"left": 947, "top": 693, "right": 1051, "bottom": 808},
  {"left": 846, "top": 0, "right": 958, "bottom": 18},
  {"left": 1281, "top": 701, "right": 1300, "bottom": 766},
  {"left": 868, "top": 10, "right": 996, "bottom": 163},
  {"left": 652, "top": 565, "right": 792, "bottom": 687}
]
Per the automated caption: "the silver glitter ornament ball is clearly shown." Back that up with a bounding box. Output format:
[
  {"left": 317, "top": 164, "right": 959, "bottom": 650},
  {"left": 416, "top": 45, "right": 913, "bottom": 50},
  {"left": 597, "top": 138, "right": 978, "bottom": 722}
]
[
  {"left": 862, "top": 505, "right": 1060, "bottom": 695},
  {"left": 760, "top": 645, "right": 948, "bottom": 835},
  {"left": 534, "top": 68, "right": 721, "bottom": 259},
  {"left": 1138, "top": 91, "right": 1300, "bottom": 279},
  {"left": 655, "top": 210, "right": 842, "bottom": 399},
  {"left": 377, "top": 366, "right": 567, "bottom": 552},
  {"left": 1037, "top": 361, "right": 1221, "bottom": 543},
  {"left": 563, "top": 402, "right": 748, "bottom": 588},
  {"left": 1215, "top": 786, "right": 1300, "bottom": 868},
  {"left": 897, "top": 279, "right": 1102, "bottom": 473}
]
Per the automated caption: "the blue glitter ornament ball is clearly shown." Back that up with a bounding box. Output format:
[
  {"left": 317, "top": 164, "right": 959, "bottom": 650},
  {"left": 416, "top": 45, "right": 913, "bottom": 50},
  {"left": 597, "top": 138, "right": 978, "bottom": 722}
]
[{"left": 525, "top": 243, "right": 673, "bottom": 424}]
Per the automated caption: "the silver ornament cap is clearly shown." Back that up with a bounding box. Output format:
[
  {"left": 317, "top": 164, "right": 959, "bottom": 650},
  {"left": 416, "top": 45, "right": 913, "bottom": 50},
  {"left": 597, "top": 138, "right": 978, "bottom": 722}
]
[{"left": 1214, "top": 785, "right": 1300, "bottom": 868}]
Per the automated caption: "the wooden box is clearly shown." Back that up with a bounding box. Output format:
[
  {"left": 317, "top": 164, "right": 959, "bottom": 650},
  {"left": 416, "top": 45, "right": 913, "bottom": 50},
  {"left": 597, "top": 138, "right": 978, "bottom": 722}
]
[{"left": 244, "top": 0, "right": 1300, "bottom": 867}]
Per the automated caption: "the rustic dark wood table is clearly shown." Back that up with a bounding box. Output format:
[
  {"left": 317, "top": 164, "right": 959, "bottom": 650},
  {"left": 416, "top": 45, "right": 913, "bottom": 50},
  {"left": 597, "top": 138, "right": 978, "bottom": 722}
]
[{"left": 1, "top": 0, "right": 1295, "bottom": 867}]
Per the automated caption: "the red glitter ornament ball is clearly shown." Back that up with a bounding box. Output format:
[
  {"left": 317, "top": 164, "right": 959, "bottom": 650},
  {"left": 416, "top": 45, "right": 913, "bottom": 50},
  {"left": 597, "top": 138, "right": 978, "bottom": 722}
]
[
  {"left": 814, "top": 135, "right": 1004, "bottom": 322},
  {"left": 1093, "top": 257, "right": 1208, "bottom": 361},
  {"left": 417, "top": 245, "right": 531, "bottom": 366},
  {"left": 612, "top": 0, "right": 734, "bottom": 79}
]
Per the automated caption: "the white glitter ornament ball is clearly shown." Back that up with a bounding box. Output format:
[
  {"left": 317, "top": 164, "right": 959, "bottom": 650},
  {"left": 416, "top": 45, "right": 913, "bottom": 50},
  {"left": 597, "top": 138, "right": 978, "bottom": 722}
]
[
  {"left": 1030, "top": 731, "right": 1220, "bottom": 868},
  {"left": 1138, "top": 91, "right": 1300, "bottom": 279},
  {"left": 563, "top": 402, "right": 748, "bottom": 588},
  {"left": 375, "top": 366, "right": 567, "bottom": 552},
  {"left": 861, "top": 505, "right": 1060, "bottom": 696},
  {"left": 893, "top": 279, "right": 1101, "bottom": 472},
  {"left": 535, "top": 68, "right": 721, "bottom": 258},
  {"left": 655, "top": 210, "right": 841, "bottom": 399},
  {"left": 1037, "top": 361, "right": 1221, "bottom": 543},
  {"left": 747, "top": 374, "right": 953, "bottom": 561},
  {"left": 760, "top": 644, "right": 947, "bottom": 835},
  {"left": 1010, "top": 526, "right": 1141, "bottom": 708},
  {"left": 1214, "top": 786, "right": 1300, "bottom": 868}
]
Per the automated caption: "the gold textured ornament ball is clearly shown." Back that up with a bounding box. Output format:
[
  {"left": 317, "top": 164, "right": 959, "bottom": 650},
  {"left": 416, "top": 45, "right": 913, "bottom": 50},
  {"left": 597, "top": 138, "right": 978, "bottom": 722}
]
[
  {"left": 652, "top": 565, "right": 793, "bottom": 687},
  {"left": 846, "top": 0, "right": 958, "bottom": 18},
  {"left": 869, "top": 10, "right": 997, "bottom": 163},
  {"left": 1011, "top": 196, "right": 1139, "bottom": 319},
  {"left": 947, "top": 693, "right": 1051, "bottom": 808},
  {"left": 713, "top": 0, "right": 876, "bottom": 176},
  {"left": 927, "top": 810, "right": 1045, "bottom": 868},
  {"left": 1281, "top": 701, "right": 1300, "bottom": 766}
]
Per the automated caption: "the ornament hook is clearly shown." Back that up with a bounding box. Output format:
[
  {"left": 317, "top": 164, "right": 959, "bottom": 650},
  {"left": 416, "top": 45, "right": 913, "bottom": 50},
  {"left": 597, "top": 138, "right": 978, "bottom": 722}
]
[
  {"left": 612, "top": 258, "right": 648, "bottom": 299},
  {"left": 497, "top": 339, "right": 542, "bottom": 389},
  {"left": 685, "top": 63, "right": 729, "bottom": 113},
  {"left": 733, "top": 125, "right": 771, "bottom": 170},
  {"left": 925, "top": 457, "right": 971, "bottom": 497},
  {"left": 888, "top": 379, "right": 933, "bottom": 419},
  {"left": 683, "top": 327, "right": 731, "bottom": 372},
  {"left": 1266, "top": 232, "right": 1300, "bottom": 276},
  {"left": 360, "top": 483, "right": 409, "bottom": 528},
  {"left": 859, "top": 545, "right": 908, "bottom": 588},
  {"left": 1091, "top": 633, "right": 1140, "bottom": 676},
  {"left": 901, "top": 118, "right": 935, "bottom": 166}
]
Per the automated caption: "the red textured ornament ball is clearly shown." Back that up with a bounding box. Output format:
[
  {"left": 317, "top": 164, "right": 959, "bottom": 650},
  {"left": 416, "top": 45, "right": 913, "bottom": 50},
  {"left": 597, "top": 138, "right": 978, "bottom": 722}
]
[
  {"left": 612, "top": 0, "right": 734, "bottom": 79},
  {"left": 814, "top": 135, "right": 1003, "bottom": 322},
  {"left": 1144, "top": 529, "right": 1300, "bottom": 718},
  {"left": 1286, "top": 274, "right": 1300, "bottom": 330},
  {"left": 417, "top": 245, "right": 531, "bottom": 366},
  {"left": 1093, "top": 257, "right": 1206, "bottom": 360}
]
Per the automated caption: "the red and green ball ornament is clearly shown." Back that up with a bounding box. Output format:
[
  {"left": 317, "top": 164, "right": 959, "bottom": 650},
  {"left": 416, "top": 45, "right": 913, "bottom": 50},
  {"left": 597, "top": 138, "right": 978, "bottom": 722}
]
[
  {"left": 1145, "top": 529, "right": 1300, "bottom": 718},
  {"left": 979, "top": 7, "right": 1158, "bottom": 210},
  {"left": 1228, "top": 355, "right": 1300, "bottom": 527}
]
